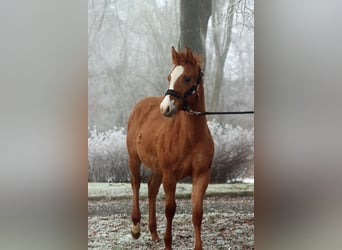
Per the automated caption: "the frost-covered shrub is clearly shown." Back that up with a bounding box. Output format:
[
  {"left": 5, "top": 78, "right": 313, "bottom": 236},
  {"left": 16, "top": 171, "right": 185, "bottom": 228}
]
[
  {"left": 208, "top": 120, "right": 254, "bottom": 182},
  {"left": 88, "top": 126, "right": 129, "bottom": 182},
  {"left": 88, "top": 120, "right": 254, "bottom": 183}
]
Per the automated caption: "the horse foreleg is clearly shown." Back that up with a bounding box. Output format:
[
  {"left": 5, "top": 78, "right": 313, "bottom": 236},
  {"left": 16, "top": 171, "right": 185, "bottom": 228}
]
[
  {"left": 129, "top": 157, "right": 141, "bottom": 239},
  {"left": 191, "top": 172, "right": 210, "bottom": 250},
  {"left": 162, "top": 176, "right": 177, "bottom": 250},
  {"left": 148, "top": 171, "right": 162, "bottom": 241}
]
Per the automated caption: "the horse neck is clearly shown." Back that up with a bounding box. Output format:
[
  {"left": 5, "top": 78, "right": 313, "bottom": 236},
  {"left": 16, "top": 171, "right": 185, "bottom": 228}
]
[
  {"left": 177, "top": 84, "right": 208, "bottom": 137},
  {"left": 189, "top": 84, "right": 206, "bottom": 113}
]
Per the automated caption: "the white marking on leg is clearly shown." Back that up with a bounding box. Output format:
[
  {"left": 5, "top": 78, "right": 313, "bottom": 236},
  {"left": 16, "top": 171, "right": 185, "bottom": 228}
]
[{"left": 131, "top": 222, "right": 140, "bottom": 234}]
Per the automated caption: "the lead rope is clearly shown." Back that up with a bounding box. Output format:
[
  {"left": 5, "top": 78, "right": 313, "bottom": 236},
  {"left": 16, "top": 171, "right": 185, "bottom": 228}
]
[{"left": 185, "top": 109, "right": 254, "bottom": 116}]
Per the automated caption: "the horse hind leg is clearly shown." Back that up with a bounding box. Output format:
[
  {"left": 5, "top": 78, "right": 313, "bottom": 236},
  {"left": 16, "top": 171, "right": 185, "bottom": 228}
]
[
  {"left": 148, "top": 171, "right": 162, "bottom": 241},
  {"left": 128, "top": 156, "right": 142, "bottom": 239}
]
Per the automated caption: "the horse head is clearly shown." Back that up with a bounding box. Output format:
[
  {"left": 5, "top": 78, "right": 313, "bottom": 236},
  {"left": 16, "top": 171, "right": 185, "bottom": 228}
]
[{"left": 160, "top": 47, "right": 203, "bottom": 117}]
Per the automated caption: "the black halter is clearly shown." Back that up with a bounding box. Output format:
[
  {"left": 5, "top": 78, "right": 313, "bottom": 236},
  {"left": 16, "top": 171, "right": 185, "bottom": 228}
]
[{"left": 164, "top": 69, "right": 203, "bottom": 111}]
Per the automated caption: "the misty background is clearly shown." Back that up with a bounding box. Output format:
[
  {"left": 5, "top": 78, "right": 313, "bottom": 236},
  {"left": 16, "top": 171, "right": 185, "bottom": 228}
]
[
  {"left": 88, "top": 0, "right": 253, "bottom": 130},
  {"left": 88, "top": 0, "right": 254, "bottom": 182}
]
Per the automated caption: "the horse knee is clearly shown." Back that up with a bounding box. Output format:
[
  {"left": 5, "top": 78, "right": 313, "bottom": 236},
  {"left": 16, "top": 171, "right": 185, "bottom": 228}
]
[
  {"left": 165, "top": 200, "right": 176, "bottom": 218},
  {"left": 192, "top": 215, "right": 203, "bottom": 229},
  {"left": 192, "top": 208, "right": 203, "bottom": 225}
]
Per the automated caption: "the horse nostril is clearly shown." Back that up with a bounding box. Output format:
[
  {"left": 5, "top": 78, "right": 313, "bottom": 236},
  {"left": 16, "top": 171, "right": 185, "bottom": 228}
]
[{"left": 166, "top": 106, "right": 170, "bottom": 114}]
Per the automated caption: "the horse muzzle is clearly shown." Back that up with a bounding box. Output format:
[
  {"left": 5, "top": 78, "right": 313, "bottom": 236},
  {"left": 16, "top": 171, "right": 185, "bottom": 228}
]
[{"left": 160, "top": 95, "right": 177, "bottom": 118}]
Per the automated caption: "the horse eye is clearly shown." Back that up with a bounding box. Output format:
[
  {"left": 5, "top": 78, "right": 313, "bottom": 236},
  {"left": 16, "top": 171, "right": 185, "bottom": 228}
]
[{"left": 184, "top": 76, "right": 191, "bottom": 83}]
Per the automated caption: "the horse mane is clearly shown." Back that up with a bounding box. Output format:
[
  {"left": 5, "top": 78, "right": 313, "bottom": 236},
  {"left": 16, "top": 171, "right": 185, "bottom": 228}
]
[{"left": 172, "top": 48, "right": 204, "bottom": 69}]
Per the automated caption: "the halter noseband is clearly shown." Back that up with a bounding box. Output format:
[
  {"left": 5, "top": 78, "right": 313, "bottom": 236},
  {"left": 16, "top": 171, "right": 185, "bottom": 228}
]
[{"left": 164, "top": 68, "right": 203, "bottom": 111}]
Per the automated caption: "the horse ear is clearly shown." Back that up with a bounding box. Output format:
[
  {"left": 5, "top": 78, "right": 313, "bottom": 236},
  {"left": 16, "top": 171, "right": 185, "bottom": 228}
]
[
  {"left": 171, "top": 46, "right": 178, "bottom": 63},
  {"left": 185, "top": 47, "right": 194, "bottom": 60}
]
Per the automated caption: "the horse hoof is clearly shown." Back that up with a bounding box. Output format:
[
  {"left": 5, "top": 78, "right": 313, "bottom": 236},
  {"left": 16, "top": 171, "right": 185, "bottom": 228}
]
[{"left": 131, "top": 230, "right": 141, "bottom": 239}]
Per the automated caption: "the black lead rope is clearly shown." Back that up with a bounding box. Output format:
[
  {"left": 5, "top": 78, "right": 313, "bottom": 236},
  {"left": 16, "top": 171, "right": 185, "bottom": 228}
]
[
  {"left": 186, "top": 109, "right": 254, "bottom": 116},
  {"left": 200, "top": 111, "right": 254, "bottom": 115}
]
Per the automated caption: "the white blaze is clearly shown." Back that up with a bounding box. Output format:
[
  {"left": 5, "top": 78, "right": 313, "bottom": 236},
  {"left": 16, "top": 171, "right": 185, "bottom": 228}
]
[
  {"left": 160, "top": 65, "right": 184, "bottom": 114},
  {"left": 169, "top": 65, "right": 184, "bottom": 90}
]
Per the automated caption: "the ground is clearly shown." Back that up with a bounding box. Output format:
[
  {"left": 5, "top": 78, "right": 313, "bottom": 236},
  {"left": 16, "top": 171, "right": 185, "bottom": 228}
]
[{"left": 88, "top": 183, "right": 254, "bottom": 250}]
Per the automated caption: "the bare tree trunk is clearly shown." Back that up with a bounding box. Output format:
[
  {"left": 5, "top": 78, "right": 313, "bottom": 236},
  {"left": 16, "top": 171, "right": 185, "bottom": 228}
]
[
  {"left": 209, "top": 0, "right": 235, "bottom": 113},
  {"left": 88, "top": 0, "right": 109, "bottom": 49},
  {"left": 178, "top": 0, "right": 212, "bottom": 66},
  {"left": 210, "top": 56, "right": 224, "bottom": 113}
]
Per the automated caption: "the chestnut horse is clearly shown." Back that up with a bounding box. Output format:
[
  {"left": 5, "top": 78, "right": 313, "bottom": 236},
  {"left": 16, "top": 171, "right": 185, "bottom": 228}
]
[{"left": 126, "top": 47, "right": 214, "bottom": 250}]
